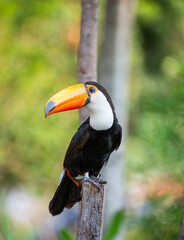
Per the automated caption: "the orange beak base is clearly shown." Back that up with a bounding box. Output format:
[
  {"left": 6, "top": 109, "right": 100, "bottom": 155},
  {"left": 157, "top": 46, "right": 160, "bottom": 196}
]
[{"left": 44, "top": 84, "right": 90, "bottom": 118}]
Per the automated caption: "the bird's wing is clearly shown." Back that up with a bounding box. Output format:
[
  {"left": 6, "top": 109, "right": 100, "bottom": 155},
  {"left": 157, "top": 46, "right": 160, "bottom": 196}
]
[
  {"left": 115, "top": 123, "right": 122, "bottom": 150},
  {"left": 63, "top": 120, "right": 90, "bottom": 168}
]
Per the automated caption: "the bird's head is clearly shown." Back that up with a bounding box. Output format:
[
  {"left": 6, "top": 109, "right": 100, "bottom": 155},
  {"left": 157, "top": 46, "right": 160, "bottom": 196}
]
[{"left": 44, "top": 81, "right": 115, "bottom": 130}]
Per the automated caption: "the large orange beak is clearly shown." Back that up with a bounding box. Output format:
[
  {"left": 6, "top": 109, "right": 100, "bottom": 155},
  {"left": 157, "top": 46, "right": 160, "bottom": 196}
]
[{"left": 44, "top": 84, "right": 90, "bottom": 118}]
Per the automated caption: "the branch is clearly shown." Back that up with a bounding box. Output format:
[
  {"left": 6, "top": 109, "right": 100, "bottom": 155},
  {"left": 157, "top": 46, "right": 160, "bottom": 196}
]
[
  {"left": 78, "top": 0, "right": 99, "bottom": 123},
  {"left": 77, "top": 181, "right": 107, "bottom": 240}
]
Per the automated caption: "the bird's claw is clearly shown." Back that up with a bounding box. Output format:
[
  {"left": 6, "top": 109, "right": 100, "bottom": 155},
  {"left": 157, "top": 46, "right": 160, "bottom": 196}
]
[
  {"left": 90, "top": 175, "right": 107, "bottom": 184},
  {"left": 75, "top": 175, "right": 100, "bottom": 191}
]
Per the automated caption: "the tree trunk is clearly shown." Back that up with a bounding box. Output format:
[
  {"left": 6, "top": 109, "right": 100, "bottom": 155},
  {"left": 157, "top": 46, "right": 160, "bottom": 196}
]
[
  {"left": 77, "top": 0, "right": 106, "bottom": 238},
  {"left": 78, "top": 0, "right": 99, "bottom": 124},
  {"left": 99, "top": 0, "right": 137, "bottom": 238},
  {"left": 77, "top": 182, "right": 107, "bottom": 240}
]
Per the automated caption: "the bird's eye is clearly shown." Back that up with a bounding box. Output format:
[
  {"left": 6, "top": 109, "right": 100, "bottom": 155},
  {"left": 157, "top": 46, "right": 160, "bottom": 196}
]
[{"left": 89, "top": 86, "right": 96, "bottom": 93}]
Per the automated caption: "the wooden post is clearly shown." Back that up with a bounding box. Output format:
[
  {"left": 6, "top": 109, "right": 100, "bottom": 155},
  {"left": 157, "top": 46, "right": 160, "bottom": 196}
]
[
  {"left": 78, "top": 0, "right": 99, "bottom": 123},
  {"left": 77, "top": 0, "right": 105, "bottom": 239},
  {"left": 77, "top": 182, "right": 107, "bottom": 240}
]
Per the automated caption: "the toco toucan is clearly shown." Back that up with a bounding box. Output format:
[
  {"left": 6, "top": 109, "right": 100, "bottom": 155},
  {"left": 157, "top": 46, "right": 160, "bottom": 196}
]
[{"left": 45, "top": 81, "right": 122, "bottom": 216}]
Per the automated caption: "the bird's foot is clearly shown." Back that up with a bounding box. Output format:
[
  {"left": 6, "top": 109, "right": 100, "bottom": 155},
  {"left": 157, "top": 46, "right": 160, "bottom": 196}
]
[
  {"left": 75, "top": 174, "right": 100, "bottom": 191},
  {"left": 90, "top": 175, "right": 107, "bottom": 184}
]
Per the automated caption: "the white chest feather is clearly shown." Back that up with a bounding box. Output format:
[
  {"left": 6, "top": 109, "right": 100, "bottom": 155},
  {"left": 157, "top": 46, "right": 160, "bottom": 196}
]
[{"left": 85, "top": 91, "right": 114, "bottom": 131}]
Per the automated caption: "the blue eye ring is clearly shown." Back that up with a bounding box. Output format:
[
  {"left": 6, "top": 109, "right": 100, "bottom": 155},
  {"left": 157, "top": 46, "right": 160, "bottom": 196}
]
[{"left": 89, "top": 86, "right": 96, "bottom": 93}]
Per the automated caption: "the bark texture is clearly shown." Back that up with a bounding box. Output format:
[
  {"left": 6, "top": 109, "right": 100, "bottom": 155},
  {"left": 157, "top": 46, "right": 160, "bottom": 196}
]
[
  {"left": 77, "top": 182, "right": 107, "bottom": 240},
  {"left": 78, "top": 0, "right": 99, "bottom": 123},
  {"left": 77, "top": 0, "right": 105, "bottom": 238}
]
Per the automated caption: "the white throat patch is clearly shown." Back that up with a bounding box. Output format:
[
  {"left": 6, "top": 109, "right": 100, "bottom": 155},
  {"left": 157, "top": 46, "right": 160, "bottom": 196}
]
[{"left": 85, "top": 90, "right": 114, "bottom": 131}]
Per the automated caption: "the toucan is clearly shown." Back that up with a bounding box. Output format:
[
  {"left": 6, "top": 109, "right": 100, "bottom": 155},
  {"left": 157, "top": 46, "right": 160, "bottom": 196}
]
[{"left": 44, "top": 81, "right": 122, "bottom": 216}]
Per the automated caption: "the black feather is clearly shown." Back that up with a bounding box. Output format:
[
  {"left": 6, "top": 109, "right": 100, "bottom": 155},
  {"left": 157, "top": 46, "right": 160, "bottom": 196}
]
[
  {"left": 49, "top": 82, "right": 122, "bottom": 215},
  {"left": 49, "top": 173, "right": 81, "bottom": 216}
]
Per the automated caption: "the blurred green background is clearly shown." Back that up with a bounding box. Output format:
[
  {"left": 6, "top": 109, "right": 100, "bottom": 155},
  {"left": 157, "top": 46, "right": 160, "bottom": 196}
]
[{"left": 0, "top": 0, "right": 184, "bottom": 239}]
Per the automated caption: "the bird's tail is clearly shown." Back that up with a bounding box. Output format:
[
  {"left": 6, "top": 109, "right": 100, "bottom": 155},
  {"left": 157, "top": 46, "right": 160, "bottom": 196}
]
[{"left": 49, "top": 172, "right": 82, "bottom": 216}]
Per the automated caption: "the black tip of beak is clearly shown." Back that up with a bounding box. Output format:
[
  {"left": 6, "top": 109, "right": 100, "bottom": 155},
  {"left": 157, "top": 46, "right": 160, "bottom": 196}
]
[{"left": 45, "top": 100, "right": 56, "bottom": 118}]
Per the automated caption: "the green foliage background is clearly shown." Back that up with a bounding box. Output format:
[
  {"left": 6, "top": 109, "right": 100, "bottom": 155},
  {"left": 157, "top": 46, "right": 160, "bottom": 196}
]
[
  {"left": 0, "top": 0, "right": 81, "bottom": 193},
  {"left": 0, "top": 0, "right": 184, "bottom": 239},
  {"left": 127, "top": 0, "right": 184, "bottom": 239}
]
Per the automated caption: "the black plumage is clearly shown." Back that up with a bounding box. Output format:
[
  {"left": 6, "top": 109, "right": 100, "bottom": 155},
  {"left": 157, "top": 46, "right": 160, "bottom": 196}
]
[{"left": 47, "top": 82, "right": 122, "bottom": 216}]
